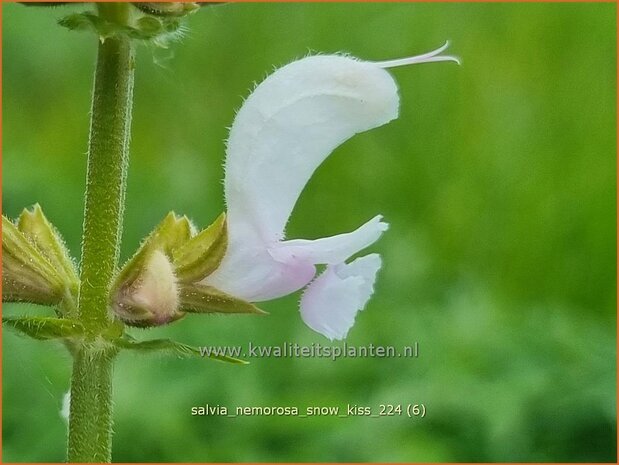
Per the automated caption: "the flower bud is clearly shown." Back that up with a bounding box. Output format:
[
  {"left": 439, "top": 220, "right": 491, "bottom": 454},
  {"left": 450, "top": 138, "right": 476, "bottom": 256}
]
[
  {"left": 2, "top": 215, "right": 73, "bottom": 308},
  {"left": 17, "top": 204, "right": 79, "bottom": 292},
  {"left": 113, "top": 250, "right": 183, "bottom": 327},
  {"left": 110, "top": 212, "right": 193, "bottom": 326}
]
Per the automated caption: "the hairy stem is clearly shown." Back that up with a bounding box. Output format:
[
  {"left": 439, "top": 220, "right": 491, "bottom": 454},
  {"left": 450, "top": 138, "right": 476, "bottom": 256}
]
[
  {"left": 68, "top": 3, "right": 134, "bottom": 462},
  {"left": 77, "top": 3, "right": 134, "bottom": 334},
  {"left": 67, "top": 346, "right": 117, "bottom": 462}
]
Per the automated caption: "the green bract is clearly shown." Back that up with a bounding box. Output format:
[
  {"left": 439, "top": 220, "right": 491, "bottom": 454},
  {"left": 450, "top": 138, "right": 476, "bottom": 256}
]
[
  {"left": 58, "top": 2, "right": 199, "bottom": 47},
  {"left": 2, "top": 316, "right": 84, "bottom": 341},
  {"left": 2, "top": 209, "right": 77, "bottom": 312}
]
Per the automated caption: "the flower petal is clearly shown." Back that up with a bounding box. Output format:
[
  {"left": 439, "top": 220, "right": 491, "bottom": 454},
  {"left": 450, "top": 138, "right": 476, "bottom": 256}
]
[
  {"left": 300, "top": 254, "right": 382, "bottom": 340},
  {"left": 206, "top": 215, "right": 388, "bottom": 302},
  {"left": 224, "top": 55, "right": 399, "bottom": 248},
  {"left": 203, "top": 242, "right": 316, "bottom": 302},
  {"left": 269, "top": 215, "right": 388, "bottom": 265}
]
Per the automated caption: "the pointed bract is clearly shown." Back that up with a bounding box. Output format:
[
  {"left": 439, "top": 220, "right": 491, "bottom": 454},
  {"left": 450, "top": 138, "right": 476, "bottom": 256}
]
[
  {"left": 172, "top": 213, "right": 227, "bottom": 282},
  {"left": 180, "top": 283, "right": 266, "bottom": 315},
  {"left": 2, "top": 216, "right": 71, "bottom": 307},
  {"left": 3, "top": 316, "right": 85, "bottom": 341},
  {"left": 17, "top": 204, "right": 79, "bottom": 290},
  {"left": 113, "top": 335, "right": 247, "bottom": 364}
]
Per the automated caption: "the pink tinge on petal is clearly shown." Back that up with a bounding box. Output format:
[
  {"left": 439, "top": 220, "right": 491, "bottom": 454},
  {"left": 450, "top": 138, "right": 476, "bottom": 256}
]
[
  {"left": 300, "top": 254, "right": 382, "bottom": 340},
  {"left": 204, "top": 242, "right": 316, "bottom": 302}
]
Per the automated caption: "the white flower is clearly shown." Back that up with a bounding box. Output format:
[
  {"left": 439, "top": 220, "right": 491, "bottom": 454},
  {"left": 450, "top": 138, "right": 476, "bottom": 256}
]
[{"left": 204, "top": 42, "right": 458, "bottom": 340}]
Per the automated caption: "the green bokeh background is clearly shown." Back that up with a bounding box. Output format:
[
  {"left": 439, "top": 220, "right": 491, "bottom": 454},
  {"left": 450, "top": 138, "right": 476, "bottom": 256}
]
[{"left": 2, "top": 2, "right": 616, "bottom": 462}]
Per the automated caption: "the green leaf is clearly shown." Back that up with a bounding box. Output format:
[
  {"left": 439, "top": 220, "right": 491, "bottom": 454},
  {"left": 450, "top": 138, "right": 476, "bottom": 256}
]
[
  {"left": 113, "top": 336, "right": 247, "bottom": 364},
  {"left": 172, "top": 213, "right": 228, "bottom": 282},
  {"left": 180, "top": 283, "right": 267, "bottom": 315},
  {"left": 3, "top": 316, "right": 84, "bottom": 340}
]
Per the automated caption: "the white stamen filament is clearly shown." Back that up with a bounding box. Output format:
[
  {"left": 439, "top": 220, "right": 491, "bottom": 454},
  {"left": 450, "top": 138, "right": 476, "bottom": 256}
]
[{"left": 374, "top": 41, "right": 461, "bottom": 68}]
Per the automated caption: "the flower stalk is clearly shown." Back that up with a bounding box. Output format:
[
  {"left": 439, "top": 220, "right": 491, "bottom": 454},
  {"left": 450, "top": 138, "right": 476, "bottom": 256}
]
[{"left": 68, "top": 3, "right": 135, "bottom": 462}]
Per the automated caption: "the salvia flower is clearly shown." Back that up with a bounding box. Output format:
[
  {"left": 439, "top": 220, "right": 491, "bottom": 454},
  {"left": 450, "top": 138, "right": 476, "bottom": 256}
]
[
  {"left": 203, "top": 42, "right": 459, "bottom": 340},
  {"left": 112, "top": 42, "right": 458, "bottom": 340}
]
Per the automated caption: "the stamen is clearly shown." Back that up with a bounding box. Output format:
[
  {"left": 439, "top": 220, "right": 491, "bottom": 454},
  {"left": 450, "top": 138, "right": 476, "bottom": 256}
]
[{"left": 374, "top": 41, "right": 461, "bottom": 69}]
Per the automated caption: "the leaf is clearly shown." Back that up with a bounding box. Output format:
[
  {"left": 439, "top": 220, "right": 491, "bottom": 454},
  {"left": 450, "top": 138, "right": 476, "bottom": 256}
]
[
  {"left": 3, "top": 316, "right": 84, "bottom": 341},
  {"left": 180, "top": 283, "right": 267, "bottom": 315},
  {"left": 113, "top": 336, "right": 247, "bottom": 364},
  {"left": 172, "top": 213, "right": 228, "bottom": 282}
]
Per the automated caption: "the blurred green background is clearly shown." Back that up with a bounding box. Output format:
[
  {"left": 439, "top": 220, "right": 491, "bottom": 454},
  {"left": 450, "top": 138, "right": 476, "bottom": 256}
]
[{"left": 2, "top": 2, "right": 616, "bottom": 462}]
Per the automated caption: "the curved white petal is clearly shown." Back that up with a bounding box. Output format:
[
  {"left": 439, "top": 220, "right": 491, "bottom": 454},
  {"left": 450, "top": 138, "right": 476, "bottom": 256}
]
[
  {"left": 300, "top": 254, "right": 382, "bottom": 340},
  {"left": 203, "top": 241, "right": 316, "bottom": 302},
  {"left": 224, "top": 55, "right": 399, "bottom": 247},
  {"left": 269, "top": 215, "right": 388, "bottom": 265}
]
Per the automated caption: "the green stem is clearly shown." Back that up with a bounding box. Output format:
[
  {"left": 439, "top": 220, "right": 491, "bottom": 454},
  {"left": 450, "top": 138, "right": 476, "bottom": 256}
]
[
  {"left": 67, "top": 346, "right": 117, "bottom": 462},
  {"left": 78, "top": 3, "right": 134, "bottom": 334},
  {"left": 68, "top": 3, "right": 135, "bottom": 462}
]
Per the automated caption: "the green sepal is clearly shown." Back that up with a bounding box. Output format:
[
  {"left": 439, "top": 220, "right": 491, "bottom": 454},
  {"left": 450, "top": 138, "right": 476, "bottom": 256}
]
[
  {"left": 58, "top": 10, "right": 185, "bottom": 45},
  {"left": 112, "top": 212, "right": 192, "bottom": 296},
  {"left": 180, "top": 283, "right": 267, "bottom": 315},
  {"left": 17, "top": 204, "right": 79, "bottom": 293},
  {"left": 3, "top": 316, "right": 84, "bottom": 341},
  {"left": 147, "top": 212, "right": 194, "bottom": 254},
  {"left": 172, "top": 213, "right": 227, "bottom": 282},
  {"left": 112, "top": 335, "right": 247, "bottom": 364},
  {"left": 2, "top": 216, "right": 68, "bottom": 307},
  {"left": 58, "top": 11, "right": 114, "bottom": 37}
]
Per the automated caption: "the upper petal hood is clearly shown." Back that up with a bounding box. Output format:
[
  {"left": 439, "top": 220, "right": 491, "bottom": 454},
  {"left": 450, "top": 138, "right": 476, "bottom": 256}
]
[{"left": 224, "top": 55, "right": 400, "bottom": 247}]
